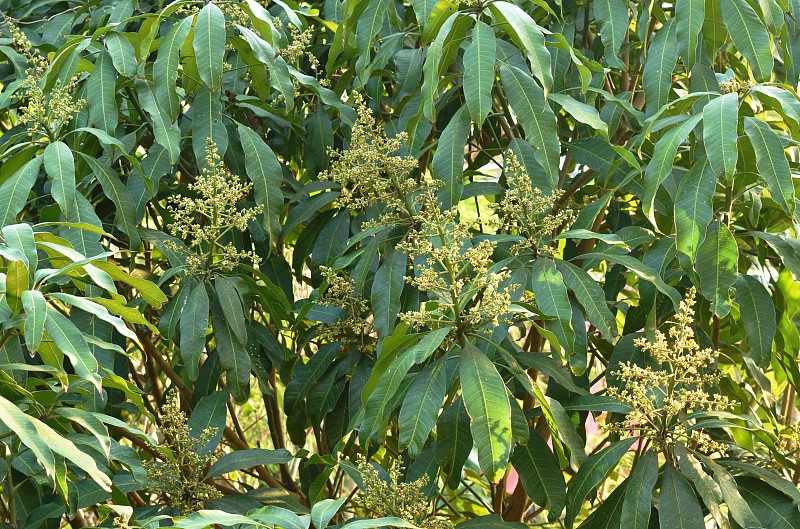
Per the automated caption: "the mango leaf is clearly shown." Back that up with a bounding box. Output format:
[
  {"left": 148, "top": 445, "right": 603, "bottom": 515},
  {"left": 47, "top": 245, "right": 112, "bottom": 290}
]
[
  {"left": 620, "top": 450, "right": 658, "bottom": 529},
  {"left": 0, "top": 157, "right": 41, "bottom": 227},
  {"left": 674, "top": 160, "right": 716, "bottom": 266},
  {"left": 530, "top": 259, "right": 574, "bottom": 354},
  {"left": 215, "top": 275, "right": 246, "bottom": 345},
  {"left": 80, "top": 155, "right": 140, "bottom": 247},
  {"left": 154, "top": 16, "right": 193, "bottom": 121},
  {"left": 211, "top": 298, "right": 251, "bottom": 402},
  {"left": 555, "top": 260, "right": 617, "bottom": 339},
  {"left": 238, "top": 125, "right": 284, "bottom": 246},
  {"left": 188, "top": 389, "right": 229, "bottom": 456},
  {"left": 180, "top": 280, "right": 209, "bottom": 381},
  {"left": 194, "top": 3, "right": 226, "bottom": 88},
  {"left": 87, "top": 52, "right": 118, "bottom": 133},
  {"left": 433, "top": 106, "right": 471, "bottom": 210},
  {"left": 499, "top": 63, "right": 559, "bottom": 189},
  {"left": 592, "top": 0, "right": 628, "bottom": 69},
  {"left": 735, "top": 274, "right": 776, "bottom": 367},
  {"left": 548, "top": 93, "right": 608, "bottom": 137},
  {"left": 437, "top": 397, "right": 472, "bottom": 489},
  {"left": 459, "top": 343, "right": 511, "bottom": 484},
  {"left": 676, "top": 0, "right": 705, "bottom": 71},
  {"left": 205, "top": 448, "right": 293, "bottom": 479},
  {"left": 21, "top": 290, "right": 46, "bottom": 353},
  {"left": 695, "top": 221, "right": 738, "bottom": 317},
  {"left": 311, "top": 497, "right": 346, "bottom": 529},
  {"left": 702, "top": 93, "right": 738, "bottom": 180},
  {"left": 105, "top": 32, "right": 137, "bottom": 77},
  {"left": 490, "top": 1, "right": 552, "bottom": 92},
  {"left": 372, "top": 249, "right": 407, "bottom": 339},
  {"left": 564, "top": 437, "right": 636, "bottom": 529},
  {"left": 720, "top": 0, "right": 773, "bottom": 81},
  {"left": 659, "top": 463, "right": 704, "bottom": 529},
  {"left": 44, "top": 141, "right": 76, "bottom": 217},
  {"left": 744, "top": 117, "right": 796, "bottom": 218},
  {"left": 510, "top": 426, "right": 566, "bottom": 521},
  {"left": 463, "top": 20, "right": 496, "bottom": 127},
  {"left": 45, "top": 310, "right": 102, "bottom": 390},
  {"left": 399, "top": 360, "right": 446, "bottom": 456},
  {"left": 643, "top": 19, "right": 679, "bottom": 116}
]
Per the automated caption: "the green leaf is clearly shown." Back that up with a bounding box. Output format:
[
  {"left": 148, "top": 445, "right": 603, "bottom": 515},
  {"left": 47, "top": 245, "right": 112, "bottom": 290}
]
[
  {"left": 44, "top": 141, "right": 76, "bottom": 217},
  {"left": 5, "top": 260, "right": 27, "bottom": 313},
  {"left": 433, "top": 106, "right": 471, "bottom": 210},
  {"left": 188, "top": 389, "right": 229, "bottom": 456},
  {"left": 702, "top": 93, "right": 739, "bottom": 180},
  {"left": 91, "top": 260, "right": 168, "bottom": 307},
  {"left": 87, "top": 52, "right": 118, "bottom": 133},
  {"left": 356, "top": 0, "right": 390, "bottom": 52},
  {"left": 620, "top": 450, "right": 658, "bottom": 529},
  {"left": 510, "top": 426, "right": 566, "bottom": 521},
  {"left": 437, "top": 397, "right": 472, "bottom": 489},
  {"left": 564, "top": 437, "right": 636, "bottom": 529},
  {"left": 548, "top": 93, "right": 608, "bottom": 137},
  {"left": 676, "top": 0, "right": 705, "bottom": 70},
  {"left": 45, "top": 310, "right": 101, "bottom": 390},
  {"left": 0, "top": 395, "right": 112, "bottom": 492},
  {"left": 372, "top": 249, "right": 407, "bottom": 339},
  {"left": 703, "top": 457, "right": 760, "bottom": 528},
  {"left": 642, "top": 114, "right": 703, "bottom": 219},
  {"left": 459, "top": 343, "right": 511, "bottom": 484},
  {"left": 695, "top": 221, "right": 738, "bottom": 317},
  {"left": 135, "top": 79, "right": 181, "bottom": 164},
  {"left": 555, "top": 260, "right": 617, "bottom": 339},
  {"left": 205, "top": 448, "right": 292, "bottom": 479},
  {"left": 238, "top": 125, "right": 284, "bottom": 246},
  {"left": 463, "top": 21, "right": 496, "bottom": 127},
  {"left": 154, "top": 16, "right": 193, "bottom": 121},
  {"left": 21, "top": 290, "right": 46, "bottom": 353},
  {"left": 674, "top": 160, "right": 717, "bottom": 266},
  {"left": 80, "top": 154, "right": 140, "bottom": 247},
  {"left": 499, "top": 63, "right": 560, "bottom": 189},
  {"left": 312, "top": 498, "right": 346, "bottom": 529},
  {"left": 737, "top": 476, "right": 800, "bottom": 529},
  {"left": 675, "top": 444, "right": 726, "bottom": 527},
  {"left": 399, "top": 360, "right": 446, "bottom": 456},
  {"left": 3, "top": 223, "right": 36, "bottom": 275},
  {"left": 592, "top": 0, "right": 628, "bottom": 69},
  {"left": 211, "top": 298, "right": 250, "bottom": 402},
  {"left": 455, "top": 515, "right": 526, "bottom": 528},
  {"left": 530, "top": 259, "right": 574, "bottom": 354},
  {"left": 735, "top": 274, "right": 776, "bottom": 367},
  {"left": 340, "top": 518, "right": 419, "bottom": 529},
  {"left": 194, "top": 3, "right": 227, "bottom": 88},
  {"left": 180, "top": 280, "right": 209, "bottom": 381},
  {"left": 249, "top": 506, "right": 306, "bottom": 529},
  {"left": 192, "top": 88, "right": 229, "bottom": 172},
  {"left": 0, "top": 157, "right": 41, "bottom": 227},
  {"left": 215, "top": 275, "right": 246, "bottom": 345},
  {"left": 643, "top": 18, "right": 679, "bottom": 116},
  {"left": 174, "top": 511, "right": 254, "bottom": 529},
  {"left": 105, "top": 32, "right": 137, "bottom": 77},
  {"left": 720, "top": 0, "right": 774, "bottom": 81},
  {"left": 744, "top": 117, "right": 796, "bottom": 217},
  {"left": 421, "top": 13, "right": 471, "bottom": 119},
  {"left": 490, "top": 1, "right": 552, "bottom": 92},
  {"left": 659, "top": 463, "right": 705, "bottom": 529}
]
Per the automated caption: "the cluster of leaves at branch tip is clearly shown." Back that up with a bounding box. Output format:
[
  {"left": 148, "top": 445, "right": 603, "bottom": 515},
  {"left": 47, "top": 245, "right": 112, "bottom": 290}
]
[
  {"left": 319, "top": 93, "right": 427, "bottom": 223},
  {"left": 4, "top": 16, "right": 84, "bottom": 138},
  {"left": 167, "top": 138, "right": 264, "bottom": 275},
  {"left": 356, "top": 458, "right": 452, "bottom": 529},
  {"left": 605, "top": 288, "right": 731, "bottom": 454},
  {"left": 318, "top": 265, "right": 376, "bottom": 353},
  {"left": 492, "top": 151, "right": 576, "bottom": 256},
  {"left": 145, "top": 393, "right": 222, "bottom": 514}
]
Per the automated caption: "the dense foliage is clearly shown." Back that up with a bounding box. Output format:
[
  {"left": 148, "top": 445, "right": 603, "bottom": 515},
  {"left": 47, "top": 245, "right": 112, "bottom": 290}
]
[{"left": 1, "top": 0, "right": 800, "bottom": 527}]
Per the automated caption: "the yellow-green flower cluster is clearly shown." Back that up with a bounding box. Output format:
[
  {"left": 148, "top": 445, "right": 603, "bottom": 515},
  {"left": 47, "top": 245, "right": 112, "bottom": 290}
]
[
  {"left": 398, "top": 191, "right": 517, "bottom": 334},
  {"left": 4, "top": 16, "right": 84, "bottom": 137},
  {"left": 283, "top": 25, "right": 313, "bottom": 63},
  {"left": 145, "top": 393, "right": 222, "bottom": 514},
  {"left": 356, "top": 458, "right": 452, "bottom": 529},
  {"left": 493, "top": 151, "right": 574, "bottom": 255},
  {"left": 605, "top": 288, "right": 731, "bottom": 453},
  {"left": 320, "top": 94, "right": 423, "bottom": 220},
  {"left": 317, "top": 266, "right": 376, "bottom": 352},
  {"left": 719, "top": 78, "right": 755, "bottom": 96},
  {"left": 168, "top": 138, "right": 263, "bottom": 274}
]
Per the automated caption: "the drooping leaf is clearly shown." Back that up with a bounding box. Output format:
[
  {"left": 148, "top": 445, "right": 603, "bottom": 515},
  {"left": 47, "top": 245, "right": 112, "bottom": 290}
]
[
  {"left": 592, "top": 0, "right": 628, "bottom": 69},
  {"left": 510, "top": 426, "right": 566, "bottom": 521},
  {"left": 437, "top": 397, "right": 472, "bottom": 489},
  {"left": 658, "top": 463, "right": 705, "bottom": 529},
  {"left": 744, "top": 117, "right": 796, "bottom": 218},
  {"left": 720, "top": 0, "right": 774, "bottom": 82},
  {"left": 674, "top": 160, "right": 716, "bottom": 266},
  {"left": 44, "top": 310, "right": 102, "bottom": 390},
  {"left": 238, "top": 125, "right": 284, "bottom": 246},
  {"left": 643, "top": 18, "right": 679, "bottom": 116},
  {"left": 205, "top": 448, "right": 293, "bottom": 479},
  {"left": 676, "top": 0, "right": 705, "bottom": 70},
  {"left": 0, "top": 157, "right": 41, "bottom": 227},
  {"left": 399, "top": 360, "right": 446, "bottom": 456},
  {"left": 180, "top": 280, "right": 209, "bottom": 381},
  {"left": 459, "top": 343, "right": 511, "bottom": 484},
  {"left": 620, "top": 450, "right": 658, "bottom": 529},
  {"left": 695, "top": 221, "right": 738, "bottom": 317},
  {"left": 735, "top": 274, "right": 776, "bottom": 367},
  {"left": 372, "top": 249, "right": 407, "bottom": 339},
  {"left": 21, "top": 290, "right": 46, "bottom": 353},
  {"left": 44, "top": 141, "right": 76, "bottom": 217},
  {"left": 530, "top": 259, "right": 574, "bottom": 354},
  {"left": 433, "top": 106, "right": 471, "bottom": 210}
]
